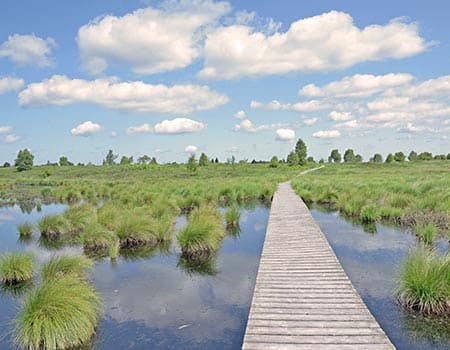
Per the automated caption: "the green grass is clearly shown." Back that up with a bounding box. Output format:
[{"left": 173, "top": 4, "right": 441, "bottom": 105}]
[
  {"left": 63, "top": 204, "right": 96, "bottom": 233},
  {"left": 41, "top": 255, "right": 93, "bottom": 282},
  {"left": 225, "top": 206, "right": 240, "bottom": 227},
  {"left": 415, "top": 223, "right": 438, "bottom": 245},
  {"left": 37, "top": 214, "right": 70, "bottom": 239},
  {"left": 80, "top": 223, "right": 116, "bottom": 251},
  {"left": 14, "top": 275, "right": 101, "bottom": 350},
  {"left": 17, "top": 222, "right": 34, "bottom": 238},
  {"left": 177, "top": 207, "right": 224, "bottom": 257},
  {"left": 397, "top": 247, "right": 450, "bottom": 315},
  {"left": 0, "top": 252, "right": 33, "bottom": 284},
  {"left": 115, "top": 209, "right": 157, "bottom": 247}
]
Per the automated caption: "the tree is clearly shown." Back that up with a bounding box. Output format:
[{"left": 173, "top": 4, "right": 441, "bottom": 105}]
[
  {"left": 137, "top": 155, "right": 151, "bottom": 164},
  {"left": 269, "top": 156, "right": 279, "bottom": 168},
  {"left": 186, "top": 154, "right": 197, "bottom": 174},
  {"left": 343, "top": 149, "right": 356, "bottom": 163},
  {"left": 295, "top": 139, "right": 307, "bottom": 165},
  {"left": 447, "top": 153, "right": 450, "bottom": 160},
  {"left": 355, "top": 154, "right": 363, "bottom": 162},
  {"left": 3, "top": 162, "right": 10, "bottom": 167},
  {"left": 120, "top": 156, "right": 133, "bottom": 165},
  {"left": 59, "top": 156, "right": 73, "bottom": 166},
  {"left": 408, "top": 151, "right": 418, "bottom": 162},
  {"left": 103, "top": 150, "right": 118, "bottom": 166},
  {"left": 329, "top": 149, "right": 341, "bottom": 163},
  {"left": 394, "top": 152, "right": 405, "bottom": 162},
  {"left": 15, "top": 149, "right": 34, "bottom": 172},
  {"left": 307, "top": 156, "right": 315, "bottom": 163},
  {"left": 150, "top": 157, "right": 157, "bottom": 165},
  {"left": 434, "top": 154, "right": 446, "bottom": 160},
  {"left": 372, "top": 153, "right": 383, "bottom": 163},
  {"left": 418, "top": 152, "right": 433, "bottom": 160},
  {"left": 287, "top": 151, "right": 299, "bottom": 166},
  {"left": 199, "top": 153, "right": 209, "bottom": 166},
  {"left": 385, "top": 153, "right": 394, "bottom": 163},
  {"left": 215, "top": 157, "right": 219, "bottom": 163},
  {"left": 319, "top": 158, "right": 324, "bottom": 164}
]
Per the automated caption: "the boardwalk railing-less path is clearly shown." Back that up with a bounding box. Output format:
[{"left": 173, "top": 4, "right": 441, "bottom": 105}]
[{"left": 242, "top": 182, "right": 395, "bottom": 350}]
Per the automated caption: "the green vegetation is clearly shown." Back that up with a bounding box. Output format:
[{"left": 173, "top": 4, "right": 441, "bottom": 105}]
[
  {"left": 14, "top": 275, "right": 101, "bottom": 350},
  {"left": 37, "top": 214, "right": 70, "bottom": 239},
  {"left": 0, "top": 252, "right": 33, "bottom": 284},
  {"left": 415, "top": 223, "right": 437, "bottom": 245},
  {"left": 397, "top": 247, "right": 450, "bottom": 315},
  {"left": 225, "top": 206, "right": 240, "bottom": 227},
  {"left": 41, "top": 255, "right": 93, "bottom": 282},
  {"left": 177, "top": 207, "right": 224, "bottom": 258},
  {"left": 17, "top": 222, "right": 34, "bottom": 238},
  {"left": 15, "top": 149, "right": 34, "bottom": 172}
]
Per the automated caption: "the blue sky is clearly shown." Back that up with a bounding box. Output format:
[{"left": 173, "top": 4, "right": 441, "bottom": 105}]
[{"left": 0, "top": 0, "right": 449, "bottom": 164}]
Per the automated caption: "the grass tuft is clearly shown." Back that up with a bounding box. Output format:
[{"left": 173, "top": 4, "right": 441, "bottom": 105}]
[
  {"left": 17, "top": 222, "right": 34, "bottom": 238},
  {"left": 225, "top": 206, "right": 240, "bottom": 227},
  {"left": 415, "top": 223, "right": 437, "bottom": 245},
  {"left": 0, "top": 252, "right": 33, "bottom": 284},
  {"left": 41, "top": 255, "right": 93, "bottom": 282},
  {"left": 37, "top": 214, "right": 70, "bottom": 239}
]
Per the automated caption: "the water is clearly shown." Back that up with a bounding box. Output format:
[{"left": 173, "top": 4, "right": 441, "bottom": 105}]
[
  {"left": 310, "top": 206, "right": 450, "bottom": 350},
  {"left": 0, "top": 204, "right": 269, "bottom": 349}
]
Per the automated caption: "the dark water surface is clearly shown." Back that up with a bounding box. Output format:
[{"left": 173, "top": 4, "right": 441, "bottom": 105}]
[
  {"left": 0, "top": 204, "right": 269, "bottom": 349},
  {"left": 310, "top": 206, "right": 450, "bottom": 350}
]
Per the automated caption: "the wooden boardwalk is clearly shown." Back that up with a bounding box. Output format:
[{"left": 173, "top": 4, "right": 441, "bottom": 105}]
[{"left": 242, "top": 182, "right": 395, "bottom": 350}]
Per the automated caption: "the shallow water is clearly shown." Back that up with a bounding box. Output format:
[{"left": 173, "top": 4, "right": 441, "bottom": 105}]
[
  {"left": 310, "top": 206, "right": 450, "bottom": 350},
  {"left": 0, "top": 204, "right": 269, "bottom": 349}
]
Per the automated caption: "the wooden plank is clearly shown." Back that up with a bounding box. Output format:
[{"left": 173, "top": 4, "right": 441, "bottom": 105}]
[{"left": 242, "top": 182, "right": 395, "bottom": 349}]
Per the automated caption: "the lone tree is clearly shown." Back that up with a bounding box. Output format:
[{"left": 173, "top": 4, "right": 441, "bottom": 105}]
[
  {"left": 103, "top": 150, "right": 118, "bottom": 166},
  {"left": 199, "top": 152, "right": 209, "bottom": 166},
  {"left": 343, "top": 149, "right": 356, "bottom": 163},
  {"left": 372, "top": 153, "right": 383, "bottom": 163},
  {"left": 328, "top": 149, "right": 341, "bottom": 163},
  {"left": 287, "top": 151, "right": 299, "bottom": 166},
  {"left": 269, "top": 156, "right": 279, "bottom": 168},
  {"left": 295, "top": 138, "right": 307, "bottom": 165},
  {"left": 15, "top": 149, "right": 34, "bottom": 172},
  {"left": 186, "top": 154, "right": 197, "bottom": 174},
  {"left": 59, "top": 156, "right": 73, "bottom": 166}
]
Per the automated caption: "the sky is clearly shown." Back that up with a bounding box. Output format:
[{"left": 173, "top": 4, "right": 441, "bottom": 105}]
[{"left": 0, "top": 0, "right": 449, "bottom": 164}]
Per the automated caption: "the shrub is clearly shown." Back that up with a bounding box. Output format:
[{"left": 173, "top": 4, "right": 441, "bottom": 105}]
[{"left": 0, "top": 252, "right": 33, "bottom": 284}]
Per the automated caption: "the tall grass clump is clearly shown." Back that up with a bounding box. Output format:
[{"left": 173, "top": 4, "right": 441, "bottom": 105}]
[
  {"left": 225, "top": 206, "right": 240, "bottom": 227},
  {"left": 397, "top": 247, "right": 450, "bottom": 315},
  {"left": 177, "top": 207, "right": 224, "bottom": 258},
  {"left": 415, "top": 223, "right": 437, "bottom": 245},
  {"left": 150, "top": 215, "right": 175, "bottom": 242},
  {"left": 0, "top": 252, "right": 33, "bottom": 284},
  {"left": 17, "top": 222, "right": 34, "bottom": 239},
  {"left": 80, "top": 223, "right": 116, "bottom": 251},
  {"left": 41, "top": 255, "right": 93, "bottom": 282},
  {"left": 360, "top": 205, "right": 380, "bottom": 223},
  {"left": 37, "top": 214, "right": 70, "bottom": 239},
  {"left": 63, "top": 204, "right": 96, "bottom": 233},
  {"left": 14, "top": 276, "right": 101, "bottom": 350},
  {"left": 115, "top": 211, "right": 156, "bottom": 247}
]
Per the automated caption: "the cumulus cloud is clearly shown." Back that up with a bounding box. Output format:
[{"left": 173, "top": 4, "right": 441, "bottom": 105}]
[
  {"left": 0, "top": 77, "right": 25, "bottom": 94},
  {"left": 154, "top": 118, "right": 206, "bottom": 134},
  {"left": 303, "top": 117, "right": 318, "bottom": 126},
  {"left": 199, "top": 11, "right": 427, "bottom": 79},
  {"left": 184, "top": 145, "right": 198, "bottom": 153},
  {"left": 77, "top": 0, "right": 230, "bottom": 75},
  {"left": 233, "top": 110, "right": 246, "bottom": 119},
  {"left": 126, "top": 123, "right": 153, "bottom": 136},
  {"left": 0, "top": 126, "right": 12, "bottom": 134},
  {"left": 403, "top": 75, "right": 450, "bottom": 98},
  {"left": 70, "top": 121, "right": 103, "bottom": 136},
  {"left": 313, "top": 130, "right": 341, "bottom": 139},
  {"left": 300, "top": 73, "right": 413, "bottom": 98},
  {"left": 19, "top": 75, "right": 228, "bottom": 115},
  {"left": 329, "top": 111, "right": 353, "bottom": 121},
  {"left": 4, "top": 134, "right": 20, "bottom": 143},
  {"left": 233, "top": 119, "right": 288, "bottom": 132},
  {"left": 0, "top": 34, "right": 56, "bottom": 67},
  {"left": 250, "top": 99, "right": 328, "bottom": 112},
  {"left": 276, "top": 128, "right": 295, "bottom": 141}
]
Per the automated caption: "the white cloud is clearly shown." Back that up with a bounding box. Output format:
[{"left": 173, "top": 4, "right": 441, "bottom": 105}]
[
  {"left": 184, "top": 145, "right": 198, "bottom": 153},
  {"left": 329, "top": 111, "right": 353, "bottom": 121},
  {"left": 154, "top": 118, "right": 206, "bottom": 134},
  {"left": 334, "top": 119, "right": 368, "bottom": 130},
  {"left": 303, "top": 117, "right": 318, "bottom": 126},
  {"left": 19, "top": 75, "right": 229, "bottom": 115},
  {"left": 0, "top": 34, "right": 56, "bottom": 67},
  {"left": 233, "top": 110, "right": 246, "bottom": 119},
  {"left": 4, "top": 134, "right": 20, "bottom": 143},
  {"left": 233, "top": 119, "right": 288, "bottom": 132},
  {"left": 70, "top": 121, "right": 103, "bottom": 136},
  {"left": 199, "top": 11, "right": 427, "bottom": 79},
  {"left": 276, "top": 128, "right": 295, "bottom": 141},
  {"left": 0, "top": 77, "right": 24, "bottom": 94},
  {"left": 111, "top": 131, "right": 118, "bottom": 137},
  {"left": 300, "top": 73, "right": 413, "bottom": 98},
  {"left": 126, "top": 123, "right": 153, "bottom": 136},
  {"left": 313, "top": 130, "right": 341, "bottom": 139},
  {"left": 250, "top": 99, "right": 328, "bottom": 112},
  {"left": 0, "top": 126, "right": 12, "bottom": 134},
  {"left": 403, "top": 75, "right": 450, "bottom": 98},
  {"left": 77, "top": 1, "right": 230, "bottom": 75},
  {"left": 367, "top": 97, "right": 410, "bottom": 111}
]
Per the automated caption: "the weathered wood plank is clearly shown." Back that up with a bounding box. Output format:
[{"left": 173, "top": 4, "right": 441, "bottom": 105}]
[{"left": 242, "top": 182, "right": 395, "bottom": 349}]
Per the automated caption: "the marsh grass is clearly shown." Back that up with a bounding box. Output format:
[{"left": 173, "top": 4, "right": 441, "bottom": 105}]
[
  {"left": 63, "top": 204, "right": 96, "bottom": 233},
  {"left": 150, "top": 214, "right": 175, "bottom": 242},
  {"left": 37, "top": 214, "right": 70, "bottom": 239},
  {"left": 81, "top": 223, "right": 116, "bottom": 251},
  {"left": 17, "top": 222, "right": 33, "bottom": 239},
  {"left": 109, "top": 239, "right": 120, "bottom": 260},
  {"left": 397, "top": 246, "right": 450, "bottom": 315},
  {"left": 177, "top": 207, "right": 224, "bottom": 258},
  {"left": 415, "top": 223, "right": 437, "bottom": 245},
  {"left": 41, "top": 256, "right": 93, "bottom": 282},
  {"left": 14, "top": 276, "right": 101, "bottom": 350},
  {"left": 0, "top": 252, "right": 33, "bottom": 284},
  {"left": 178, "top": 254, "right": 218, "bottom": 276},
  {"left": 116, "top": 211, "right": 156, "bottom": 247},
  {"left": 360, "top": 205, "right": 380, "bottom": 223},
  {"left": 225, "top": 206, "right": 240, "bottom": 227}
]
